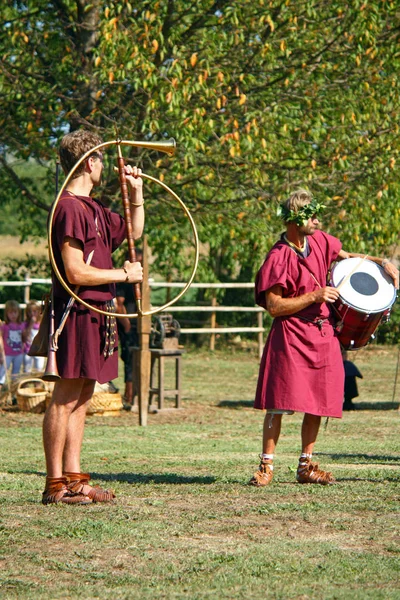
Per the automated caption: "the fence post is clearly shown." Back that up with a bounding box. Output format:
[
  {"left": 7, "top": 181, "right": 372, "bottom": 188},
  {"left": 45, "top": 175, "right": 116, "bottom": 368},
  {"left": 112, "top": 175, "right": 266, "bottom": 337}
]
[
  {"left": 257, "top": 311, "right": 263, "bottom": 359},
  {"left": 210, "top": 295, "right": 217, "bottom": 351},
  {"left": 24, "top": 272, "right": 30, "bottom": 305}
]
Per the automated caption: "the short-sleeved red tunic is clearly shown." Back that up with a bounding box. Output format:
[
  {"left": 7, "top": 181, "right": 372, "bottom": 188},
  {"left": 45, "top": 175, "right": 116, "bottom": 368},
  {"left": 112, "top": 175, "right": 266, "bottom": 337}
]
[
  {"left": 254, "top": 230, "right": 344, "bottom": 418},
  {"left": 52, "top": 192, "right": 127, "bottom": 383}
]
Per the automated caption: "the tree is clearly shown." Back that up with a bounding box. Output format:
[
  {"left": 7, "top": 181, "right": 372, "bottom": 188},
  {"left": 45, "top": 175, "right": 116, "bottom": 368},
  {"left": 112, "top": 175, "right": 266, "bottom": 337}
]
[{"left": 0, "top": 0, "right": 399, "bottom": 288}]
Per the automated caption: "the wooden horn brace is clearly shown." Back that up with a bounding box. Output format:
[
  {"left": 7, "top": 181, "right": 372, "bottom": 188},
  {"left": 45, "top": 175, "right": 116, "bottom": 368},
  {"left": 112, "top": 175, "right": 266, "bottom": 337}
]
[{"left": 116, "top": 143, "right": 142, "bottom": 314}]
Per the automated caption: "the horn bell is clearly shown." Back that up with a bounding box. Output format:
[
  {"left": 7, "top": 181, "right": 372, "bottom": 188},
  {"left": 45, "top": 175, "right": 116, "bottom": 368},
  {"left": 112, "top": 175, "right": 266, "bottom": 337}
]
[{"left": 121, "top": 138, "right": 176, "bottom": 156}]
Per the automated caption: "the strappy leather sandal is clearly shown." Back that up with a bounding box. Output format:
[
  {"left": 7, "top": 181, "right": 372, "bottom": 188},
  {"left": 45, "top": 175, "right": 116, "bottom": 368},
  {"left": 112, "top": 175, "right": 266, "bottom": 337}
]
[
  {"left": 64, "top": 472, "right": 116, "bottom": 502},
  {"left": 296, "top": 457, "right": 335, "bottom": 485},
  {"left": 42, "top": 476, "right": 92, "bottom": 505},
  {"left": 249, "top": 456, "right": 274, "bottom": 486}
]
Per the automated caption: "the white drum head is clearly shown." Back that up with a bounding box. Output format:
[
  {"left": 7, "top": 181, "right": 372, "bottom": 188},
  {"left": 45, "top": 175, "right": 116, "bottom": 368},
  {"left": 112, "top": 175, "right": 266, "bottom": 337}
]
[{"left": 331, "top": 258, "right": 396, "bottom": 313}]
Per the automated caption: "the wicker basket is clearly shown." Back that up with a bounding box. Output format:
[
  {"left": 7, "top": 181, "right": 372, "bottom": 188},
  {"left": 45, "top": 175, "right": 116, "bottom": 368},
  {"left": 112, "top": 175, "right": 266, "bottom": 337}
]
[
  {"left": 42, "top": 380, "right": 122, "bottom": 416},
  {"left": 87, "top": 391, "right": 123, "bottom": 416},
  {"left": 16, "top": 378, "right": 48, "bottom": 413}
]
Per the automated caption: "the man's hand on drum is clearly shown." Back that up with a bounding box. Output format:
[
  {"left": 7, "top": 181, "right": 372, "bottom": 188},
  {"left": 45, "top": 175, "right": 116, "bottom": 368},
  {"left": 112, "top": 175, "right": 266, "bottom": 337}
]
[
  {"left": 383, "top": 262, "right": 399, "bottom": 289},
  {"left": 314, "top": 286, "right": 340, "bottom": 304},
  {"left": 123, "top": 260, "right": 143, "bottom": 283}
]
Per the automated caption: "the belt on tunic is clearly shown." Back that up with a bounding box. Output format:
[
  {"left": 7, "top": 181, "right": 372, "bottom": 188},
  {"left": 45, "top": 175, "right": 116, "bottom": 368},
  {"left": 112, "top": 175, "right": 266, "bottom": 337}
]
[
  {"left": 104, "top": 300, "right": 117, "bottom": 357},
  {"left": 295, "top": 315, "right": 330, "bottom": 331}
]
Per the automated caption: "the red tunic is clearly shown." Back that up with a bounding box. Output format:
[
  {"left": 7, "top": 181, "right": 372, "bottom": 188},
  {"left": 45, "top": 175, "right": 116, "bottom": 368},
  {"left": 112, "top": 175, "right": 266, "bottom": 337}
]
[
  {"left": 52, "top": 192, "right": 127, "bottom": 383},
  {"left": 254, "top": 230, "right": 344, "bottom": 418}
]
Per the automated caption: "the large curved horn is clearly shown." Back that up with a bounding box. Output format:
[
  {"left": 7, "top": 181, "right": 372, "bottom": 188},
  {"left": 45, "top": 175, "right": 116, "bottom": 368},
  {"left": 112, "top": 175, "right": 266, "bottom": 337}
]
[{"left": 48, "top": 139, "right": 199, "bottom": 319}]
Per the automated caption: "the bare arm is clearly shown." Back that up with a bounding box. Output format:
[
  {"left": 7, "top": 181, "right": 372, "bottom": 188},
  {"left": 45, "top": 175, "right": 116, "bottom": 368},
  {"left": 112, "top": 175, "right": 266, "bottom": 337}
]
[
  {"left": 61, "top": 237, "right": 143, "bottom": 287},
  {"left": 124, "top": 165, "right": 144, "bottom": 240},
  {"left": 265, "top": 284, "right": 340, "bottom": 318},
  {"left": 337, "top": 249, "right": 399, "bottom": 289}
]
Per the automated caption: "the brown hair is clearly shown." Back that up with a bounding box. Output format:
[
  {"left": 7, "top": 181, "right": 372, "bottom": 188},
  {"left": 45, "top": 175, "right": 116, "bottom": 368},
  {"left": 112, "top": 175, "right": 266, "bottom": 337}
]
[
  {"left": 283, "top": 189, "right": 313, "bottom": 215},
  {"left": 4, "top": 300, "right": 21, "bottom": 324},
  {"left": 59, "top": 129, "right": 103, "bottom": 178},
  {"left": 25, "top": 300, "right": 41, "bottom": 322}
]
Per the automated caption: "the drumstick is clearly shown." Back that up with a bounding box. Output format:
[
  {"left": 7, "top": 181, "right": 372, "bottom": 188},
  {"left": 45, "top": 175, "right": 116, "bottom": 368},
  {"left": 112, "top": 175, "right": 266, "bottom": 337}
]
[
  {"left": 336, "top": 255, "right": 369, "bottom": 292},
  {"left": 392, "top": 345, "right": 400, "bottom": 403}
]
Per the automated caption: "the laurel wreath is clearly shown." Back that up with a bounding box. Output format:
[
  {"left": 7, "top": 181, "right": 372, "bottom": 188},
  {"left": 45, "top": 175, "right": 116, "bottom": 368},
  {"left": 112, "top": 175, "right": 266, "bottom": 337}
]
[{"left": 276, "top": 198, "right": 325, "bottom": 226}]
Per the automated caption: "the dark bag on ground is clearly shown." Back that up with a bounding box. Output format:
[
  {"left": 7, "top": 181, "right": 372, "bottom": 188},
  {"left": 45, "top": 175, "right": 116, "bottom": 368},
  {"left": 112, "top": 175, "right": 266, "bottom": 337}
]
[{"left": 28, "top": 294, "right": 50, "bottom": 357}]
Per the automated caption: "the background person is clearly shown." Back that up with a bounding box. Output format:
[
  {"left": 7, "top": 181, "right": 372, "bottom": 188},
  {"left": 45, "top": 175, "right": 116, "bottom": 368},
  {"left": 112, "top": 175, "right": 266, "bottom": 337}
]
[
  {"left": 342, "top": 350, "right": 363, "bottom": 411},
  {"left": 42, "top": 129, "right": 144, "bottom": 505},
  {"left": 250, "top": 189, "right": 398, "bottom": 487},
  {"left": 0, "top": 326, "right": 7, "bottom": 391},
  {"left": 0, "top": 300, "right": 25, "bottom": 383},
  {"left": 115, "top": 248, "right": 142, "bottom": 407},
  {"left": 23, "top": 300, "right": 46, "bottom": 373}
]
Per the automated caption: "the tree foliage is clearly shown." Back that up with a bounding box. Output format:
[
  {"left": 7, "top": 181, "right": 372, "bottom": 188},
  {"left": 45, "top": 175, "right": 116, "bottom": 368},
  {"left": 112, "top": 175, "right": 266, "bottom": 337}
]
[{"left": 0, "top": 0, "right": 399, "bottom": 287}]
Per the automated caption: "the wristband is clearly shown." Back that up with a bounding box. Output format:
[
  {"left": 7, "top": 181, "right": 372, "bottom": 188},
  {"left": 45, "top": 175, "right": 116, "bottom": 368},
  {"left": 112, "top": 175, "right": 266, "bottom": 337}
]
[
  {"left": 382, "top": 259, "right": 390, "bottom": 267},
  {"left": 131, "top": 201, "right": 144, "bottom": 207},
  {"left": 123, "top": 266, "right": 130, "bottom": 282}
]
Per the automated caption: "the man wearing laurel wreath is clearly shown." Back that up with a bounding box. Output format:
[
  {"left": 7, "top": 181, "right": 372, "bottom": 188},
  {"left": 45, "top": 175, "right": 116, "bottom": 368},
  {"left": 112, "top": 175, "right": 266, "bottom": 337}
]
[{"left": 250, "top": 189, "right": 398, "bottom": 487}]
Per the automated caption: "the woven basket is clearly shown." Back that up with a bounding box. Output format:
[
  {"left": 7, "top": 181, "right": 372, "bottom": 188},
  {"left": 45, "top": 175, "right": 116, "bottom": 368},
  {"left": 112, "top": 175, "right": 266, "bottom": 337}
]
[
  {"left": 87, "top": 392, "right": 123, "bottom": 416},
  {"left": 41, "top": 379, "right": 122, "bottom": 416},
  {"left": 16, "top": 378, "right": 47, "bottom": 413}
]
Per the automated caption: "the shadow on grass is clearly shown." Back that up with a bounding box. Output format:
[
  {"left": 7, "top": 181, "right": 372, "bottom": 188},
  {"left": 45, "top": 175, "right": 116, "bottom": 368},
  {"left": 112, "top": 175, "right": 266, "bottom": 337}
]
[
  {"left": 335, "top": 476, "right": 400, "bottom": 483},
  {"left": 218, "top": 399, "right": 254, "bottom": 409},
  {"left": 91, "top": 472, "right": 217, "bottom": 485},
  {"left": 21, "top": 470, "right": 217, "bottom": 485},
  {"left": 351, "top": 401, "right": 399, "bottom": 411},
  {"left": 15, "top": 469, "right": 399, "bottom": 486},
  {"left": 318, "top": 452, "right": 400, "bottom": 465}
]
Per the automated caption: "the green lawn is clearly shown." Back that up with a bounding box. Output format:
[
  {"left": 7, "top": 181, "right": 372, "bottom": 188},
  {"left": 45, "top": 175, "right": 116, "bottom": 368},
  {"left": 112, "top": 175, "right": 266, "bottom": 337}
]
[{"left": 0, "top": 345, "right": 399, "bottom": 599}]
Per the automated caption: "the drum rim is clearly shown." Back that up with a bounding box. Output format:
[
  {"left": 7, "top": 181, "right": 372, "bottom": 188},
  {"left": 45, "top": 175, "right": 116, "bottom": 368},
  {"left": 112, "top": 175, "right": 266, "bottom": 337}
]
[
  {"left": 331, "top": 258, "right": 397, "bottom": 314},
  {"left": 334, "top": 295, "right": 394, "bottom": 315}
]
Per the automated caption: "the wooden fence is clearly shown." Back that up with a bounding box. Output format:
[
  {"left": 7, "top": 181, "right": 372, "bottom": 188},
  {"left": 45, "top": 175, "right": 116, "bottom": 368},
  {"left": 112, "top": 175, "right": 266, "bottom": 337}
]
[{"left": 0, "top": 278, "right": 265, "bottom": 357}]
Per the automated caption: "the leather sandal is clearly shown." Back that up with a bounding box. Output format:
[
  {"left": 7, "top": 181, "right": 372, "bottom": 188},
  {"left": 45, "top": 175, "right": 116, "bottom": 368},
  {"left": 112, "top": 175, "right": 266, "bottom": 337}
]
[
  {"left": 296, "top": 457, "right": 335, "bottom": 485},
  {"left": 42, "top": 476, "right": 92, "bottom": 505},
  {"left": 249, "top": 456, "right": 274, "bottom": 487},
  {"left": 64, "top": 472, "right": 116, "bottom": 502}
]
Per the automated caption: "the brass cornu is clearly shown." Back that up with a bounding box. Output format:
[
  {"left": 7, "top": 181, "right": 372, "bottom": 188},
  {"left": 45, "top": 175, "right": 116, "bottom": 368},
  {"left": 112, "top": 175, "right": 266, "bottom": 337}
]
[{"left": 48, "top": 139, "right": 199, "bottom": 319}]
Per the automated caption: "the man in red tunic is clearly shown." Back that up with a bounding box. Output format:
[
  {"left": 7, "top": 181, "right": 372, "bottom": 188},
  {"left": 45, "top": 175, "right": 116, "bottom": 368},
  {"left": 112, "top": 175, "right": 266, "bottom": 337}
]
[
  {"left": 42, "top": 130, "right": 144, "bottom": 504},
  {"left": 250, "top": 189, "right": 398, "bottom": 486}
]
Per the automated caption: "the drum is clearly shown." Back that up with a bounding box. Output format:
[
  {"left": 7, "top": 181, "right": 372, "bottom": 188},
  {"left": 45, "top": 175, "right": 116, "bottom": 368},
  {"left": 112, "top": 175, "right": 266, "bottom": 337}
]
[{"left": 330, "top": 258, "right": 397, "bottom": 350}]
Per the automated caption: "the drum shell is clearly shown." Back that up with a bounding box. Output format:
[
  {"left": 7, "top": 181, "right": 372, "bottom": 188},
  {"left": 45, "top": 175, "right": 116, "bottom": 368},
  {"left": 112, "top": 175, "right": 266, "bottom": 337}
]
[
  {"left": 330, "top": 257, "right": 396, "bottom": 350},
  {"left": 333, "top": 300, "right": 389, "bottom": 350}
]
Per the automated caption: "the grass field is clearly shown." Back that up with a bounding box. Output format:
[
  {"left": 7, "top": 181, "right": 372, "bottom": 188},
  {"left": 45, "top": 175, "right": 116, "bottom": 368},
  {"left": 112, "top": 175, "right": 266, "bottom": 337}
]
[
  {"left": 0, "top": 236, "right": 47, "bottom": 260},
  {"left": 0, "top": 345, "right": 399, "bottom": 599}
]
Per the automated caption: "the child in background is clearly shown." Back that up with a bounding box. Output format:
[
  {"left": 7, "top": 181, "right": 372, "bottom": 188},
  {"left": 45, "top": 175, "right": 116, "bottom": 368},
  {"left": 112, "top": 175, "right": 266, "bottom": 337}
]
[
  {"left": 23, "top": 300, "right": 45, "bottom": 373},
  {"left": 0, "top": 329, "right": 6, "bottom": 390},
  {"left": 0, "top": 300, "right": 25, "bottom": 382}
]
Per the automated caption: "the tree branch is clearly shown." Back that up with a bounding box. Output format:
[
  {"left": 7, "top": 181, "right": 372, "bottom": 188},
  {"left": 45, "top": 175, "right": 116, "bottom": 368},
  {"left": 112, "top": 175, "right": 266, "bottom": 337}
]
[{"left": 0, "top": 156, "right": 51, "bottom": 212}]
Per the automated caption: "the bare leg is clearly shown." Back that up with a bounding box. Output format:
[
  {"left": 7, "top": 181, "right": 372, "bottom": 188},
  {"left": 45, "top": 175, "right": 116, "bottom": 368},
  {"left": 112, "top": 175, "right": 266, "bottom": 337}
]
[
  {"left": 297, "top": 413, "right": 334, "bottom": 485},
  {"left": 249, "top": 412, "right": 282, "bottom": 486},
  {"left": 301, "top": 413, "right": 321, "bottom": 454},
  {"left": 62, "top": 379, "right": 95, "bottom": 473},
  {"left": 42, "top": 378, "right": 85, "bottom": 478},
  {"left": 262, "top": 412, "right": 282, "bottom": 454}
]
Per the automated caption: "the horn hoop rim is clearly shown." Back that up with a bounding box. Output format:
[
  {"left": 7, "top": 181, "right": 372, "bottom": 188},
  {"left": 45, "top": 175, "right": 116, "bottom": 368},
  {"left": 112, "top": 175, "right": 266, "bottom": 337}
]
[{"left": 48, "top": 139, "right": 199, "bottom": 318}]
